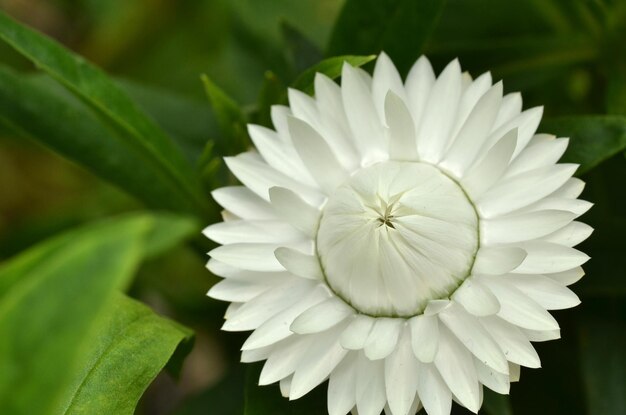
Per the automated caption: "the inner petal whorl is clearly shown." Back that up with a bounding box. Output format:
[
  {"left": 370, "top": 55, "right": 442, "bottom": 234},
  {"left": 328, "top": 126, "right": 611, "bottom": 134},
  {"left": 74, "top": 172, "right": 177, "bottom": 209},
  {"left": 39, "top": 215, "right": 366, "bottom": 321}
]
[{"left": 316, "top": 161, "right": 479, "bottom": 317}]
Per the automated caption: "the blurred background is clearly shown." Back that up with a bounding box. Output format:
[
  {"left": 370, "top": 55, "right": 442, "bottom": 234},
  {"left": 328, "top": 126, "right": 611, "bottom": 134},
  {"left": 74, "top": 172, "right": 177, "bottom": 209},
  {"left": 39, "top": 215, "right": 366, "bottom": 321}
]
[{"left": 0, "top": 0, "right": 625, "bottom": 414}]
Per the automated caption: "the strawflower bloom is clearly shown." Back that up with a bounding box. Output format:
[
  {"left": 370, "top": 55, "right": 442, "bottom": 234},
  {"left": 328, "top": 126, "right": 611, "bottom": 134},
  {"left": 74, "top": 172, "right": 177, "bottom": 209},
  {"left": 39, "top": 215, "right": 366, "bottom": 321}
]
[{"left": 204, "top": 53, "right": 592, "bottom": 415}]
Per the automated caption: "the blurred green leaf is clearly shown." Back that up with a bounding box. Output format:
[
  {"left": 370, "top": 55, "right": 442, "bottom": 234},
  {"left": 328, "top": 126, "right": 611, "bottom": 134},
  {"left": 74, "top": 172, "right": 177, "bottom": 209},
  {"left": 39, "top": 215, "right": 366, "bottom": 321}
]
[
  {"left": 291, "top": 54, "right": 377, "bottom": 95},
  {"left": 483, "top": 389, "right": 514, "bottom": 415},
  {"left": 201, "top": 73, "right": 249, "bottom": 155},
  {"left": 0, "top": 11, "right": 208, "bottom": 217},
  {"left": 117, "top": 79, "right": 218, "bottom": 164},
  {"left": 579, "top": 321, "right": 626, "bottom": 415},
  {"left": 281, "top": 21, "right": 323, "bottom": 74},
  {"left": 243, "top": 363, "right": 327, "bottom": 415},
  {"left": 0, "top": 65, "right": 208, "bottom": 217},
  {"left": 255, "top": 70, "right": 285, "bottom": 127},
  {"left": 327, "top": 0, "right": 447, "bottom": 75},
  {"left": 0, "top": 213, "right": 196, "bottom": 415},
  {"left": 62, "top": 294, "right": 193, "bottom": 415},
  {"left": 540, "top": 115, "right": 626, "bottom": 174}
]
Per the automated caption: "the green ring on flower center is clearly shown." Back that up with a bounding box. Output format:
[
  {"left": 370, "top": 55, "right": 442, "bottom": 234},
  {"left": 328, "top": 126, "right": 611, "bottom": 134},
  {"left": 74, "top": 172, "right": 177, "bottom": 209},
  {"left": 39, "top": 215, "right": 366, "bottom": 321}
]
[{"left": 316, "top": 161, "right": 480, "bottom": 318}]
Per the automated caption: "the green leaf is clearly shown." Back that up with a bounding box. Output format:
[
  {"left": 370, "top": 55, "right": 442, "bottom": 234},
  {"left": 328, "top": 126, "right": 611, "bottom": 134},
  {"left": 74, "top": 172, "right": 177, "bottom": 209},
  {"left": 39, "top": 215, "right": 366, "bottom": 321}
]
[
  {"left": 327, "top": 0, "right": 447, "bottom": 74},
  {"left": 540, "top": 115, "right": 626, "bottom": 174},
  {"left": 243, "top": 363, "right": 326, "bottom": 415},
  {"left": 0, "top": 11, "right": 208, "bottom": 217},
  {"left": 201, "top": 74, "right": 249, "bottom": 155},
  {"left": 281, "top": 21, "right": 323, "bottom": 74},
  {"left": 0, "top": 65, "right": 208, "bottom": 217},
  {"left": 291, "top": 54, "right": 377, "bottom": 95},
  {"left": 483, "top": 389, "right": 514, "bottom": 415},
  {"left": 579, "top": 321, "right": 626, "bottom": 415},
  {"left": 61, "top": 294, "right": 193, "bottom": 415},
  {"left": 0, "top": 213, "right": 196, "bottom": 415}
]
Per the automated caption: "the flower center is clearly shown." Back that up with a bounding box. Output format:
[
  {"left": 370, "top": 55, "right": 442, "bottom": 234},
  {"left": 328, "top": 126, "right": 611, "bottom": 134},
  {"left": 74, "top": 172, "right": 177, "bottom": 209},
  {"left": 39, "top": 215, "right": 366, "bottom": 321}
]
[{"left": 316, "top": 161, "right": 479, "bottom": 318}]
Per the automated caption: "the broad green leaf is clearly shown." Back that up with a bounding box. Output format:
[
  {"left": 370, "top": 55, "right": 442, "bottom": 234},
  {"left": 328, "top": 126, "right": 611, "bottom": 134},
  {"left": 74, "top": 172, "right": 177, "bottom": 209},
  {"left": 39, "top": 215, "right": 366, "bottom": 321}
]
[
  {"left": 0, "top": 11, "right": 208, "bottom": 217},
  {"left": 579, "top": 321, "right": 626, "bottom": 415},
  {"left": 0, "top": 213, "right": 197, "bottom": 415},
  {"left": 483, "top": 389, "right": 514, "bottom": 415},
  {"left": 0, "top": 65, "right": 208, "bottom": 217},
  {"left": 201, "top": 74, "right": 249, "bottom": 155},
  {"left": 61, "top": 294, "right": 193, "bottom": 415},
  {"left": 291, "top": 54, "right": 377, "bottom": 95},
  {"left": 327, "top": 0, "right": 446, "bottom": 75},
  {"left": 540, "top": 115, "right": 626, "bottom": 174},
  {"left": 243, "top": 363, "right": 326, "bottom": 415}
]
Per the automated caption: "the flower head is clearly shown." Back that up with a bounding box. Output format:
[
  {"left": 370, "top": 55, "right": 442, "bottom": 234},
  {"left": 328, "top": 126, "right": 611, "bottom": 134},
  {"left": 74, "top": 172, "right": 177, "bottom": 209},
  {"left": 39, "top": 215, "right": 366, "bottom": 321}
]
[{"left": 205, "top": 53, "right": 592, "bottom": 415}]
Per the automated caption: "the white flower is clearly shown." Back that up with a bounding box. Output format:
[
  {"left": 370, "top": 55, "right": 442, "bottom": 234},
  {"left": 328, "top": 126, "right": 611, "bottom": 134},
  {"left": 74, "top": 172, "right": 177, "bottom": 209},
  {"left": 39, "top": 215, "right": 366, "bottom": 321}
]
[{"left": 204, "top": 53, "right": 592, "bottom": 415}]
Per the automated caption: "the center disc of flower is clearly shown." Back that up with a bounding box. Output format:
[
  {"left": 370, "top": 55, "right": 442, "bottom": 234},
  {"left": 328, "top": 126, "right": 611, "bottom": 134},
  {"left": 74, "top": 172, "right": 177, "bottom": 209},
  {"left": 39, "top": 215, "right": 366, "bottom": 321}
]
[{"left": 316, "top": 161, "right": 479, "bottom": 318}]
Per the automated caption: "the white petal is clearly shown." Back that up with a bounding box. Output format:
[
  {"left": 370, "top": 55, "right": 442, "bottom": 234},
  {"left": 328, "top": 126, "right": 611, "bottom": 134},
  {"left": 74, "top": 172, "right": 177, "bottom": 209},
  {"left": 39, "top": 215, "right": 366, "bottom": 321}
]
[
  {"left": 203, "top": 220, "right": 304, "bottom": 245},
  {"left": 487, "top": 107, "right": 543, "bottom": 159},
  {"left": 207, "top": 259, "right": 289, "bottom": 282},
  {"left": 225, "top": 153, "right": 324, "bottom": 205},
  {"left": 440, "top": 82, "right": 502, "bottom": 175},
  {"left": 372, "top": 52, "right": 407, "bottom": 120},
  {"left": 417, "top": 363, "right": 452, "bottom": 415},
  {"left": 280, "top": 376, "right": 292, "bottom": 398},
  {"left": 209, "top": 243, "right": 284, "bottom": 272},
  {"left": 522, "top": 328, "right": 560, "bottom": 342},
  {"left": 409, "top": 315, "right": 439, "bottom": 363},
  {"left": 494, "top": 92, "right": 522, "bottom": 129},
  {"left": 550, "top": 177, "right": 585, "bottom": 199},
  {"left": 222, "top": 279, "right": 312, "bottom": 331},
  {"left": 481, "top": 210, "right": 577, "bottom": 245},
  {"left": 434, "top": 328, "right": 481, "bottom": 413},
  {"left": 453, "top": 278, "right": 500, "bottom": 316},
  {"left": 405, "top": 56, "right": 435, "bottom": 124},
  {"left": 416, "top": 59, "right": 463, "bottom": 163},
  {"left": 290, "top": 297, "right": 354, "bottom": 334},
  {"left": 290, "top": 326, "right": 349, "bottom": 399},
  {"left": 274, "top": 247, "right": 324, "bottom": 280},
  {"left": 212, "top": 186, "right": 276, "bottom": 220},
  {"left": 288, "top": 88, "right": 321, "bottom": 125},
  {"left": 208, "top": 279, "right": 272, "bottom": 302},
  {"left": 385, "top": 328, "right": 419, "bottom": 415},
  {"left": 460, "top": 128, "right": 517, "bottom": 198},
  {"left": 288, "top": 117, "right": 349, "bottom": 194},
  {"left": 541, "top": 221, "right": 593, "bottom": 247},
  {"left": 502, "top": 274, "right": 580, "bottom": 310},
  {"left": 477, "top": 164, "right": 578, "bottom": 217},
  {"left": 247, "top": 124, "right": 313, "bottom": 184},
  {"left": 512, "top": 241, "right": 589, "bottom": 274},
  {"left": 472, "top": 247, "right": 527, "bottom": 275},
  {"left": 474, "top": 359, "right": 510, "bottom": 394},
  {"left": 328, "top": 353, "right": 358, "bottom": 415},
  {"left": 424, "top": 299, "right": 452, "bottom": 316},
  {"left": 356, "top": 355, "right": 387, "bottom": 415},
  {"left": 509, "top": 363, "right": 521, "bottom": 382},
  {"left": 341, "top": 315, "right": 375, "bottom": 350},
  {"left": 385, "top": 91, "right": 418, "bottom": 161},
  {"left": 505, "top": 137, "right": 569, "bottom": 178},
  {"left": 314, "top": 73, "right": 360, "bottom": 170},
  {"left": 241, "top": 344, "right": 273, "bottom": 363},
  {"left": 341, "top": 63, "right": 386, "bottom": 163},
  {"left": 482, "top": 277, "right": 560, "bottom": 331},
  {"left": 364, "top": 318, "right": 403, "bottom": 360},
  {"left": 439, "top": 304, "right": 509, "bottom": 374},
  {"left": 259, "top": 336, "right": 308, "bottom": 385},
  {"left": 545, "top": 267, "right": 585, "bottom": 285},
  {"left": 242, "top": 286, "right": 328, "bottom": 350},
  {"left": 480, "top": 316, "right": 541, "bottom": 368},
  {"left": 516, "top": 197, "right": 593, "bottom": 216},
  {"left": 271, "top": 105, "right": 293, "bottom": 141},
  {"left": 450, "top": 72, "right": 493, "bottom": 139},
  {"left": 268, "top": 186, "right": 321, "bottom": 237}
]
